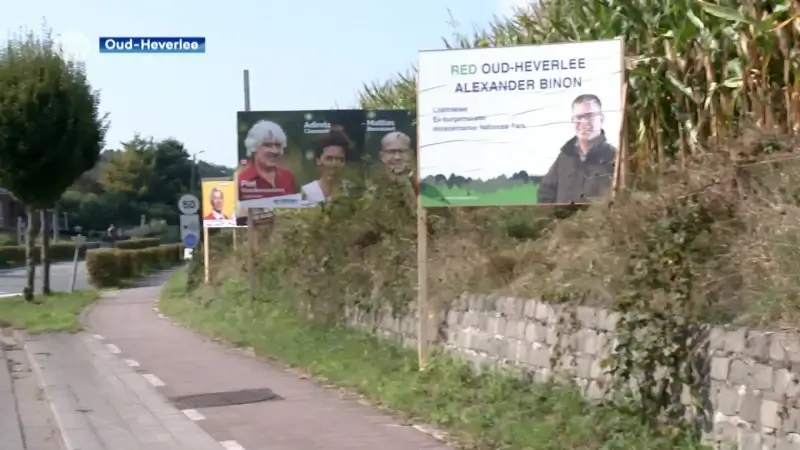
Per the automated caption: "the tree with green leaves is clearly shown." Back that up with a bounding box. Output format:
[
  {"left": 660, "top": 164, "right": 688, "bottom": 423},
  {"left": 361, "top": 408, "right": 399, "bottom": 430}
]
[{"left": 0, "top": 26, "right": 108, "bottom": 301}]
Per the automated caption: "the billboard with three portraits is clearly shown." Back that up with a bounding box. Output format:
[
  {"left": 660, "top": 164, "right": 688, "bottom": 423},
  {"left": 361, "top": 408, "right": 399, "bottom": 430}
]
[{"left": 234, "top": 109, "right": 415, "bottom": 222}]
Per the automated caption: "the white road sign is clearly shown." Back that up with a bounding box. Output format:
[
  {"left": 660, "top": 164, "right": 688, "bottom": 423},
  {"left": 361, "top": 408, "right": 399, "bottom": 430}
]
[
  {"left": 180, "top": 214, "right": 200, "bottom": 238},
  {"left": 178, "top": 194, "right": 200, "bottom": 215}
]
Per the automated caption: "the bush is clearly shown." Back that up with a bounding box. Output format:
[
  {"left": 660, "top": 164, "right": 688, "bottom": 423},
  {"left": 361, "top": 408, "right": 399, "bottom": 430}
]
[
  {"left": 86, "top": 243, "right": 184, "bottom": 288},
  {"left": 0, "top": 242, "right": 101, "bottom": 267},
  {"left": 115, "top": 237, "right": 160, "bottom": 250}
]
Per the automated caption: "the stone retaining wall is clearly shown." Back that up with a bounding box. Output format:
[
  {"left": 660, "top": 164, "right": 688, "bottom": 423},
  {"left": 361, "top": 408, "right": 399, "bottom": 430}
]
[{"left": 352, "top": 294, "right": 800, "bottom": 450}]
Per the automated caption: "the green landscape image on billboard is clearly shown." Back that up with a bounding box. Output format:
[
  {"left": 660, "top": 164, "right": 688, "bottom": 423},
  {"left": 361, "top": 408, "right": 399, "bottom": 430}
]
[{"left": 419, "top": 172, "right": 542, "bottom": 207}]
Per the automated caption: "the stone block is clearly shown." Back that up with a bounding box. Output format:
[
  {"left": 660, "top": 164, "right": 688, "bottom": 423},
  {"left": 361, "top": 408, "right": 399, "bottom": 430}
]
[
  {"left": 776, "top": 439, "right": 800, "bottom": 450},
  {"left": 579, "top": 329, "right": 599, "bottom": 355},
  {"left": 523, "top": 300, "right": 537, "bottom": 319},
  {"left": 714, "top": 421, "right": 739, "bottom": 446},
  {"left": 725, "top": 328, "right": 747, "bottom": 354},
  {"left": 574, "top": 355, "right": 593, "bottom": 379},
  {"left": 785, "top": 408, "right": 800, "bottom": 434},
  {"left": 711, "top": 357, "right": 731, "bottom": 381},
  {"left": 771, "top": 334, "right": 788, "bottom": 361},
  {"left": 462, "top": 311, "right": 478, "bottom": 328},
  {"left": 524, "top": 322, "right": 537, "bottom": 343},
  {"left": 762, "top": 399, "right": 782, "bottom": 430},
  {"left": 739, "top": 390, "right": 761, "bottom": 424},
  {"left": 745, "top": 330, "right": 771, "bottom": 360},
  {"left": 708, "top": 327, "right": 726, "bottom": 352},
  {"left": 505, "top": 319, "right": 526, "bottom": 341},
  {"left": 752, "top": 364, "right": 774, "bottom": 391},
  {"left": 775, "top": 333, "right": 800, "bottom": 364},
  {"left": 575, "top": 306, "right": 597, "bottom": 329},
  {"left": 525, "top": 346, "right": 552, "bottom": 368},
  {"left": 729, "top": 359, "right": 752, "bottom": 386},
  {"left": 716, "top": 385, "right": 740, "bottom": 415},
  {"left": 535, "top": 302, "right": 553, "bottom": 323},
  {"left": 446, "top": 310, "right": 461, "bottom": 329},
  {"left": 501, "top": 297, "right": 524, "bottom": 318},
  {"left": 468, "top": 294, "right": 485, "bottom": 312},
  {"left": 597, "top": 310, "right": 618, "bottom": 331},
  {"left": 739, "top": 430, "right": 762, "bottom": 450},
  {"left": 774, "top": 368, "right": 794, "bottom": 397}
]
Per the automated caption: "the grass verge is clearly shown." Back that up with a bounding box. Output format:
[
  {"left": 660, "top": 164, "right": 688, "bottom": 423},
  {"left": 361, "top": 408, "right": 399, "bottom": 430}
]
[
  {"left": 160, "top": 269, "right": 707, "bottom": 450},
  {"left": 0, "top": 290, "right": 100, "bottom": 333}
]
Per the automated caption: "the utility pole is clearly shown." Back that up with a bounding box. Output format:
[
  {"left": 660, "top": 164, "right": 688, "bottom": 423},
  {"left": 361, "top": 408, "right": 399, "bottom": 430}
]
[{"left": 189, "top": 150, "right": 205, "bottom": 197}]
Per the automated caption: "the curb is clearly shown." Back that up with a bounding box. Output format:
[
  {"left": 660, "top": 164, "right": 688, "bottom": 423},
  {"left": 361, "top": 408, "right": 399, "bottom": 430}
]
[
  {"left": 0, "top": 330, "right": 25, "bottom": 450},
  {"left": 15, "top": 330, "right": 73, "bottom": 450}
]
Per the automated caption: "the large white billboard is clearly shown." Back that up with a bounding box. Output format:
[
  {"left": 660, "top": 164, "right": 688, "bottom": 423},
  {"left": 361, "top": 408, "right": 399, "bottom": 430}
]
[{"left": 417, "top": 39, "right": 624, "bottom": 207}]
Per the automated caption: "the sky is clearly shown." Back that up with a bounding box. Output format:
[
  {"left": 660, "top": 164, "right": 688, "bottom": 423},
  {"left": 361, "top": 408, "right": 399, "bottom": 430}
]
[{"left": 1, "top": 0, "right": 529, "bottom": 168}]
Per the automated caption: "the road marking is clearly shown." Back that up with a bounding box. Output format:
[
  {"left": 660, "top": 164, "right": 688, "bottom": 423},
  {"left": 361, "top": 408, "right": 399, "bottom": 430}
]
[
  {"left": 92, "top": 334, "right": 105, "bottom": 340},
  {"left": 153, "top": 306, "right": 159, "bottom": 312},
  {"left": 105, "top": 343, "right": 121, "bottom": 354},
  {"left": 181, "top": 409, "right": 206, "bottom": 421},
  {"left": 220, "top": 441, "right": 246, "bottom": 450},
  {"left": 157, "top": 313, "right": 165, "bottom": 319},
  {"left": 0, "top": 293, "right": 22, "bottom": 298},
  {"left": 142, "top": 373, "right": 165, "bottom": 387},
  {"left": 124, "top": 359, "right": 140, "bottom": 368}
]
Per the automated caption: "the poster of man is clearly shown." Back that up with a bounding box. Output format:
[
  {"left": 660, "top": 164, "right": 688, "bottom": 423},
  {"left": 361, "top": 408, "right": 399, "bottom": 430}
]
[
  {"left": 201, "top": 179, "right": 236, "bottom": 228},
  {"left": 235, "top": 109, "right": 416, "bottom": 213},
  {"left": 417, "top": 38, "right": 623, "bottom": 207},
  {"left": 362, "top": 109, "right": 416, "bottom": 183}
]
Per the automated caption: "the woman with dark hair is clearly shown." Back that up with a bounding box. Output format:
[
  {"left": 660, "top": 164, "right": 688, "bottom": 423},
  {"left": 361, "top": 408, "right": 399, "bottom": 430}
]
[{"left": 301, "top": 129, "right": 352, "bottom": 204}]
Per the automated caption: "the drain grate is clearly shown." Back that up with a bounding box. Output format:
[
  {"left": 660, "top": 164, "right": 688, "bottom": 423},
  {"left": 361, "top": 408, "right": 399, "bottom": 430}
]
[{"left": 169, "top": 388, "right": 281, "bottom": 409}]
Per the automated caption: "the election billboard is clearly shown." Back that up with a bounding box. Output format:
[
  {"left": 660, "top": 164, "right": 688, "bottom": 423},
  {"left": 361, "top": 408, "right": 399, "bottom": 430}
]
[
  {"left": 417, "top": 38, "right": 624, "bottom": 207},
  {"left": 201, "top": 178, "right": 237, "bottom": 228},
  {"left": 235, "top": 109, "right": 415, "bottom": 211}
]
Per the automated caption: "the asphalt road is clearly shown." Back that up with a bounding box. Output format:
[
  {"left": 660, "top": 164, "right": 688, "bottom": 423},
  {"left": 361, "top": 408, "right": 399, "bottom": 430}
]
[{"left": 0, "top": 261, "right": 87, "bottom": 297}]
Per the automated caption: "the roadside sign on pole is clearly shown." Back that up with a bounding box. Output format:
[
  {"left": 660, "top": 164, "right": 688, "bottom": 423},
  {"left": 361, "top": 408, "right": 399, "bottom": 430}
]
[
  {"left": 178, "top": 194, "right": 200, "bottom": 215},
  {"left": 183, "top": 233, "right": 198, "bottom": 248},
  {"left": 180, "top": 214, "right": 200, "bottom": 238}
]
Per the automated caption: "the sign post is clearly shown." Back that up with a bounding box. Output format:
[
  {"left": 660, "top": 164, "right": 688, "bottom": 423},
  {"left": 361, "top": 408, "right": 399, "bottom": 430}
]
[
  {"left": 177, "top": 193, "right": 201, "bottom": 263},
  {"left": 70, "top": 234, "right": 86, "bottom": 293}
]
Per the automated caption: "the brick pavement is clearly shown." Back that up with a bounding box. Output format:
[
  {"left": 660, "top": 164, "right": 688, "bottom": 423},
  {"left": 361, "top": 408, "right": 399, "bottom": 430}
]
[
  {"left": 86, "top": 279, "right": 454, "bottom": 450},
  {"left": 0, "top": 332, "right": 25, "bottom": 450},
  {"left": 3, "top": 330, "right": 62, "bottom": 450},
  {"left": 22, "top": 330, "right": 222, "bottom": 449}
]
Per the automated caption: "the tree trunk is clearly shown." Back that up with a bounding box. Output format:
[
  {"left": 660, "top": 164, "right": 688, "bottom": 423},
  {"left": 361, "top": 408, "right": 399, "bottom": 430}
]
[
  {"left": 40, "top": 209, "right": 51, "bottom": 295},
  {"left": 23, "top": 206, "right": 37, "bottom": 302}
]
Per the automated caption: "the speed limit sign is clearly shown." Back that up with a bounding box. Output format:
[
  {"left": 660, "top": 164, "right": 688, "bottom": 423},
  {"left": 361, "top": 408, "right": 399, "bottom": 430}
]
[{"left": 178, "top": 194, "right": 200, "bottom": 215}]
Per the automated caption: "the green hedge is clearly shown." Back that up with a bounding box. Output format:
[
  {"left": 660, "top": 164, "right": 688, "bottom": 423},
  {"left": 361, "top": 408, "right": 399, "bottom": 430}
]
[
  {"left": 86, "top": 243, "right": 184, "bottom": 288},
  {"left": 114, "top": 237, "right": 160, "bottom": 250},
  {"left": 0, "top": 242, "right": 101, "bottom": 268}
]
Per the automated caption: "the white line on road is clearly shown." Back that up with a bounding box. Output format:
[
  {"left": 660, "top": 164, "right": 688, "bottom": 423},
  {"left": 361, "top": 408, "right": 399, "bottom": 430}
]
[
  {"left": 0, "top": 293, "right": 21, "bottom": 298},
  {"left": 142, "top": 373, "right": 165, "bottom": 387},
  {"left": 157, "top": 313, "right": 165, "bottom": 319},
  {"left": 92, "top": 334, "right": 105, "bottom": 340},
  {"left": 220, "top": 441, "right": 246, "bottom": 450},
  {"left": 105, "top": 343, "right": 121, "bottom": 354},
  {"left": 181, "top": 409, "right": 206, "bottom": 421},
  {"left": 124, "top": 359, "right": 140, "bottom": 367},
  {"left": 153, "top": 306, "right": 159, "bottom": 312}
]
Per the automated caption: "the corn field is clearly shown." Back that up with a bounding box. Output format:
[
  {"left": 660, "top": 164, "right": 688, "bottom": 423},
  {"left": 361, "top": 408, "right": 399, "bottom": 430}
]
[{"left": 359, "top": 0, "right": 800, "bottom": 184}]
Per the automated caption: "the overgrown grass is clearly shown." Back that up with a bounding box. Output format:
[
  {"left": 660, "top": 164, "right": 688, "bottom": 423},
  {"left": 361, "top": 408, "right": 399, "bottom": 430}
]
[
  {"left": 161, "top": 268, "right": 706, "bottom": 450},
  {"left": 0, "top": 290, "right": 100, "bottom": 333}
]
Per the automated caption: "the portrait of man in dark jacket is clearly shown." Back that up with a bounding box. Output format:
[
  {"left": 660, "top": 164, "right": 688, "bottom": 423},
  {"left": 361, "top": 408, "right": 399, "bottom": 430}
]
[{"left": 537, "top": 94, "right": 617, "bottom": 204}]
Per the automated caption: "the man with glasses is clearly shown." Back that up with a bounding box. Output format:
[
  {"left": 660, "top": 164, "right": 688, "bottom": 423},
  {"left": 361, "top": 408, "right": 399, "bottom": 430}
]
[{"left": 536, "top": 93, "right": 617, "bottom": 204}]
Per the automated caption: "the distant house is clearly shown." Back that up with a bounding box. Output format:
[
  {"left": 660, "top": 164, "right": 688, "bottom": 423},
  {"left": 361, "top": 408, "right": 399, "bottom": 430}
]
[{"left": 0, "top": 188, "right": 23, "bottom": 229}]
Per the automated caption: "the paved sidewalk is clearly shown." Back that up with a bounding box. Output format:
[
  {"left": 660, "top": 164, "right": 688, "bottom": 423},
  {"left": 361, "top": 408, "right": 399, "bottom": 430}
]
[
  {"left": 86, "top": 281, "right": 454, "bottom": 450},
  {"left": 23, "top": 330, "right": 222, "bottom": 449},
  {"left": 0, "top": 333, "right": 25, "bottom": 450},
  {"left": 3, "top": 330, "right": 62, "bottom": 450}
]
